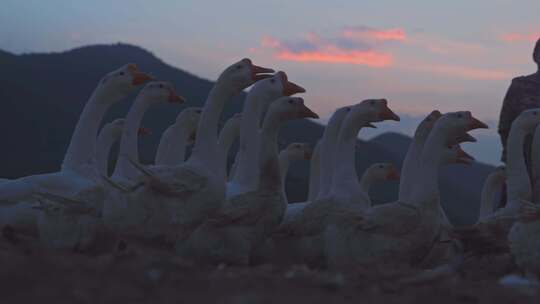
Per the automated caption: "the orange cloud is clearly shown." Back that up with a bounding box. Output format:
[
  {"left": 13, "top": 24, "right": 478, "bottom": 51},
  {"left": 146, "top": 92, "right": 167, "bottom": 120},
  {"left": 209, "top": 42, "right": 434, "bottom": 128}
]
[
  {"left": 276, "top": 48, "right": 393, "bottom": 67},
  {"left": 500, "top": 32, "right": 540, "bottom": 43},
  {"left": 342, "top": 27, "right": 407, "bottom": 42}
]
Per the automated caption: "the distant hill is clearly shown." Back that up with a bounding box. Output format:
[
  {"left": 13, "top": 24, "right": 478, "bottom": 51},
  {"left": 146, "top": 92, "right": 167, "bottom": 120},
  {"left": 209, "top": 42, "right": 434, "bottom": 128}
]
[{"left": 0, "top": 43, "right": 494, "bottom": 224}]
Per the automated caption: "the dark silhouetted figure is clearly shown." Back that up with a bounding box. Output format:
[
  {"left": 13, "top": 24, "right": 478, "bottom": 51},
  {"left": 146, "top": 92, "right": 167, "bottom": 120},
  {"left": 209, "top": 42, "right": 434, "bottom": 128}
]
[{"left": 498, "top": 38, "right": 540, "bottom": 207}]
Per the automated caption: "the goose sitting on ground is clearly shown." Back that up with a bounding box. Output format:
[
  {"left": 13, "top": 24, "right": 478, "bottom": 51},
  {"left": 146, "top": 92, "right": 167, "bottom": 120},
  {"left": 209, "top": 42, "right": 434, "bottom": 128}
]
[
  {"left": 272, "top": 99, "right": 400, "bottom": 265},
  {"left": 106, "top": 59, "right": 274, "bottom": 241},
  {"left": 176, "top": 97, "right": 318, "bottom": 265},
  {"left": 322, "top": 111, "right": 486, "bottom": 269},
  {"left": 155, "top": 107, "right": 201, "bottom": 166},
  {"left": 228, "top": 71, "right": 305, "bottom": 198},
  {"left": 455, "top": 109, "right": 540, "bottom": 257},
  {"left": 37, "top": 81, "right": 184, "bottom": 250}
]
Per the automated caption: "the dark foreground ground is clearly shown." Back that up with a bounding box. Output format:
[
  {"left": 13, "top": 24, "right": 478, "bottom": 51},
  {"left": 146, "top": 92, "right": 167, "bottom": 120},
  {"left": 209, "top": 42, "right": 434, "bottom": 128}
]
[{"left": 1, "top": 237, "right": 539, "bottom": 304}]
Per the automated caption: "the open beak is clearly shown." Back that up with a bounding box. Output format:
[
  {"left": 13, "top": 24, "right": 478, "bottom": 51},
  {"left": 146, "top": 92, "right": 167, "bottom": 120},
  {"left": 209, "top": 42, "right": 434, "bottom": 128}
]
[
  {"left": 386, "top": 167, "right": 400, "bottom": 181},
  {"left": 278, "top": 71, "right": 306, "bottom": 96},
  {"left": 456, "top": 147, "right": 475, "bottom": 164},
  {"left": 456, "top": 133, "right": 477, "bottom": 143},
  {"left": 137, "top": 127, "right": 152, "bottom": 136},
  {"left": 132, "top": 72, "right": 154, "bottom": 86},
  {"left": 365, "top": 122, "right": 377, "bottom": 128},
  {"left": 379, "top": 104, "right": 400, "bottom": 121},
  {"left": 300, "top": 104, "right": 319, "bottom": 119},
  {"left": 468, "top": 116, "right": 488, "bottom": 130},
  {"left": 251, "top": 63, "right": 275, "bottom": 81}
]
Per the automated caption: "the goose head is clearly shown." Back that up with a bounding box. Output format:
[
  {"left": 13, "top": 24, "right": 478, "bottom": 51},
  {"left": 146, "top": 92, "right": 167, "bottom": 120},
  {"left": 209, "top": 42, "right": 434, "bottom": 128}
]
[
  {"left": 251, "top": 71, "right": 306, "bottom": 98},
  {"left": 175, "top": 107, "right": 202, "bottom": 142},
  {"left": 442, "top": 145, "right": 475, "bottom": 165},
  {"left": 510, "top": 108, "right": 540, "bottom": 134},
  {"left": 282, "top": 143, "right": 313, "bottom": 161},
  {"left": 218, "top": 58, "right": 274, "bottom": 93},
  {"left": 269, "top": 97, "right": 319, "bottom": 122},
  {"left": 366, "top": 163, "right": 400, "bottom": 181},
  {"left": 137, "top": 81, "right": 186, "bottom": 105},
  {"left": 414, "top": 110, "right": 442, "bottom": 142},
  {"left": 348, "top": 99, "right": 400, "bottom": 129},
  {"left": 432, "top": 111, "right": 487, "bottom": 144},
  {"left": 97, "top": 64, "right": 154, "bottom": 103}
]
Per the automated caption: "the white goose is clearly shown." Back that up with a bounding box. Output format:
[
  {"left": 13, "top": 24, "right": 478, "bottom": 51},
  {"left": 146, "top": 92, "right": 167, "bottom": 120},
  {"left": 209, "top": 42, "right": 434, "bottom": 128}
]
[
  {"left": 176, "top": 97, "right": 318, "bottom": 265},
  {"left": 96, "top": 119, "right": 125, "bottom": 176},
  {"left": 0, "top": 64, "right": 152, "bottom": 203},
  {"left": 323, "top": 111, "right": 486, "bottom": 269},
  {"left": 307, "top": 141, "right": 321, "bottom": 202},
  {"left": 38, "top": 81, "right": 184, "bottom": 250},
  {"left": 155, "top": 107, "right": 201, "bottom": 166},
  {"left": 105, "top": 59, "right": 274, "bottom": 240},
  {"left": 218, "top": 113, "right": 242, "bottom": 180},
  {"left": 278, "top": 142, "right": 312, "bottom": 203},
  {"left": 228, "top": 71, "right": 305, "bottom": 197},
  {"left": 478, "top": 166, "right": 506, "bottom": 221}
]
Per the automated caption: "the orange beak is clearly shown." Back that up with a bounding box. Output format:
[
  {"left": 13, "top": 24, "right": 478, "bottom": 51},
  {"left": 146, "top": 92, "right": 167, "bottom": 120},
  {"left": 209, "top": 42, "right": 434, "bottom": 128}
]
[
  {"left": 455, "top": 133, "right": 477, "bottom": 143},
  {"left": 250, "top": 63, "right": 275, "bottom": 81},
  {"left": 278, "top": 71, "right": 306, "bottom": 96},
  {"left": 132, "top": 72, "right": 154, "bottom": 86},
  {"left": 300, "top": 104, "right": 319, "bottom": 119},
  {"left": 379, "top": 104, "right": 400, "bottom": 121},
  {"left": 168, "top": 89, "right": 185, "bottom": 103},
  {"left": 137, "top": 127, "right": 152, "bottom": 136},
  {"left": 468, "top": 116, "right": 488, "bottom": 130}
]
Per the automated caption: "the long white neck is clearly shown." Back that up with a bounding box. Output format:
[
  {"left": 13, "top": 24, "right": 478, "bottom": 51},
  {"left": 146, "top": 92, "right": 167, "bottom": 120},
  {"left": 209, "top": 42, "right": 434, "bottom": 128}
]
[
  {"left": 258, "top": 115, "right": 282, "bottom": 193},
  {"left": 317, "top": 114, "right": 346, "bottom": 198},
  {"left": 190, "top": 83, "right": 234, "bottom": 174},
  {"left": 479, "top": 173, "right": 504, "bottom": 220},
  {"left": 155, "top": 124, "right": 191, "bottom": 166},
  {"left": 328, "top": 115, "right": 366, "bottom": 199},
  {"left": 278, "top": 152, "right": 291, "bottom": 195},
  {"left": 218, "top": 123, "right": 240, "bottom": 166},
  {"left": 96, "top": 127, "right": 120, "bottom": 176},
  {"left": 399, "top": 136, "right": 425, "bottom": 202},
  {"left": 231, "top": 89, "right": 272, "bottom": 190},
  {"left": 112, "top": 97, "right": 149, "bottom": 180},
  {"left": 61, "top": 88, "right": 110, "bottom": 172},
  {"left": 359, "top": 170, "right": 376, "bottom": 196},
  {"left": 506, "top": 125, "right": 532, "bottom": 206},
  {"left": 307, "top": 141, "right": 321, "bottom": 202},
  {"left": 410, "top": 130, "right": 447, "bottom": 209}
]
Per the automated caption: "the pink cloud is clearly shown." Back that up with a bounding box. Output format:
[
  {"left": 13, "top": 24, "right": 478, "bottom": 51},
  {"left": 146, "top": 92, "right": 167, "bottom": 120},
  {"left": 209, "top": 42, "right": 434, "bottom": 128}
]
[
  {"left": 342, "top": 27, "right": 407, "bottom": 42},
  {"left": 259, "top": 26, "right": 404, "bottom": 68},
  {"left": 500, "top": 32, "right": 540, "bottom": 43}
]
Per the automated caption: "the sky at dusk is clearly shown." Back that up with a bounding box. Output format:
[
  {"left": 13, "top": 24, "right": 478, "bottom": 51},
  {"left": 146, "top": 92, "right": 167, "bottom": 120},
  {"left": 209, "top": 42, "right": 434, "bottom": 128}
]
[{"left": 1, "top": 0, "right": 539, "bottom": 164}]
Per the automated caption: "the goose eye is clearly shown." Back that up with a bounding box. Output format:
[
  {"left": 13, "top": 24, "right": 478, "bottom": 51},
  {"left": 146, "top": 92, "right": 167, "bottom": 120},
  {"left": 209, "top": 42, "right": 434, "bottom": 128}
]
[
  {"left": 457, "top": 114, "right": 463, "bottom": 118},
  {"left": 346, "top": 107, "right": 351, "bottom": 112},
  {"left": 270, "top": 79, "right": 276, "bottom": 84},
  {"left": 533, "top": 111, "right": 538, "bottom": 116},
  {"left": 379, "top": 165, "right": 384, "bottom": 169},
  {"left": 118, "top": 72, "right": 125, "bottom": 76},
  {"left": 370, "top": 101, "right": 375, "bottom": 105},
  {"left": 288, "top": 99, "right": 294, "bottom": 104},
  {"left": 236, "top": 65, "right": 242, "bottom": 70},
  {"left": 426, "top": 118, "right": 431, "bottom": 122},
  {"left": 159, "top": 84, "right": 164, "bottom": 88}
]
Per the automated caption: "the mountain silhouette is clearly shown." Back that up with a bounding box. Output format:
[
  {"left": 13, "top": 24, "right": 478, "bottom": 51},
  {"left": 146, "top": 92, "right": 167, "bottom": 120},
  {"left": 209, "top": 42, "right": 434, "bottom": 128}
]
[{"left": 0, "top": 43, "right": 494, "bottom": 224}]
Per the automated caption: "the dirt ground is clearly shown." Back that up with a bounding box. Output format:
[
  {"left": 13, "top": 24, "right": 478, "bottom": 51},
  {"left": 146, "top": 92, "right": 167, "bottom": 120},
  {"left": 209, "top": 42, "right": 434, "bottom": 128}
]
[{"left": 1, "top": 236, "right": 539, "bottom": 304}]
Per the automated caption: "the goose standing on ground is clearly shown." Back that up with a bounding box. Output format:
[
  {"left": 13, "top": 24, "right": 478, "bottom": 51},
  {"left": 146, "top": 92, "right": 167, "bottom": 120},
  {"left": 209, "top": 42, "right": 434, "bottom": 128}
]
[
  {"left": 228, "top": 71, "right": 305, "bottom": 197},
  {"left": 155, "top": 107, "right": 201, "bottom": 166},
  {"left": 110, "top": 59, "right": 274, "bottom": 240},
  {"left": 323, "top": 111, "right": 486, "bottom": 269},
  {"left": 177, "top": 97, "right": 318, "bottom": 265}
]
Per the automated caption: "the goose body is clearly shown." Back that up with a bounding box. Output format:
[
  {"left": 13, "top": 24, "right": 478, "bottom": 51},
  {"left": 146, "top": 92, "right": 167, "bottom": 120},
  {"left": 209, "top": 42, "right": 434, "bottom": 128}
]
[{"left": 176, "top": 97, "right": 318, "bottom": 265}]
